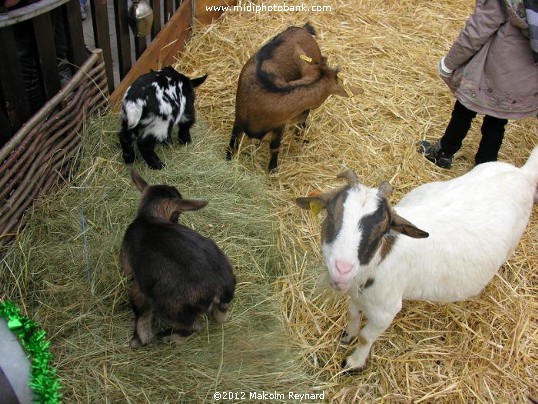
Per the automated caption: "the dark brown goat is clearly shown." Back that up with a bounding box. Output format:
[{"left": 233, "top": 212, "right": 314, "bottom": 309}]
[
  {"left": 226, "top": 22, "right": 362, "bottom": 172},
  {"left": 120, "top": 170, "right": 236, "bottom": 347}
]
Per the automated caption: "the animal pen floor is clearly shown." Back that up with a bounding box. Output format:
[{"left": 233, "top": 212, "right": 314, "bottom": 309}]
[{"left": 1, "top": 0, "right": 537, "bottom": 402}]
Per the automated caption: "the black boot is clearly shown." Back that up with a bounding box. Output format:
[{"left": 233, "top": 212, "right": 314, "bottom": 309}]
[{"left": 418, "top": 140, "right": 453, "bottom": 169}]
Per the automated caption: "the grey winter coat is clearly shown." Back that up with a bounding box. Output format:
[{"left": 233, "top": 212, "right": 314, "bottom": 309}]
[{"left": 443, "top": 0, "right": 538, "bottom": 119}]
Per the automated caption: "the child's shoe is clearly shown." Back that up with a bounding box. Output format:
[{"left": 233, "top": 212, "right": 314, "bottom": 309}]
[{"left": 418, "top": 140, "right": 453, "bottom": 169}]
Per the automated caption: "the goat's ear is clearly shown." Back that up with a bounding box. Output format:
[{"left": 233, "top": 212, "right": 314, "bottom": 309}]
[
  {"left": 333, "top": 82, "right": 363, "bottom": 98},
  {"left": 175, "top": 198, "right": 208, "bottom": 212},
  {"left": 378, "top": 181, "right": 392, "bottom": 198},
  {"left": 390, "top": 208, "right": 429, "bottom": 239},
  {"left": 296, "top": 196, "right": 327, "bottom": 217},
  {"left": 131, "top": 170, "right": 148, "bottom": 193},
  {"left": 191, "top": 74, "right": 208, "bottom": 88}
]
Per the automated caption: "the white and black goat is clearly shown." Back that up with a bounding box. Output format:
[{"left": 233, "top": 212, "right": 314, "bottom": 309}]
[
  {"left": 119, "top": 67, "right": 207, "bottom": 169},
  {"left": 120, "top": 170, "right": 236, "bottom": 347},
  {"left": 227, "top": 22, "right": 361, "bottom": 172},
  {"left": 296, "top": 146, "right": 538, "bottom": 371}
]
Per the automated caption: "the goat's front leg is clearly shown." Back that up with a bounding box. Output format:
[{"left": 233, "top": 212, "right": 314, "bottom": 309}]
[
  {"left": 268, "top": 126, "right": 284, "bottom": 172},
  {"left": 341, "top": 298, "right": 363, "bottom": 345},
  {"left": 342, "top": 299, "right": 402, "bottom": 372},
  {"left": 294, "top": 109, "right": 310, "bottom": 141}
]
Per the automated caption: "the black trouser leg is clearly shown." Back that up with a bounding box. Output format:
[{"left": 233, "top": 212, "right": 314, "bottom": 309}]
[
  {"left": 475, "top": 115, "right": 507, "bottom": 165},
  {"left": 440, "top": 100, "right": 477, "bottom": 155}
]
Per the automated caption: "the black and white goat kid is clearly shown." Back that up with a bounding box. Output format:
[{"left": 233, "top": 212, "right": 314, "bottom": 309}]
[{"left": 119, "top": 67, "right": 207, "bottom": 169}]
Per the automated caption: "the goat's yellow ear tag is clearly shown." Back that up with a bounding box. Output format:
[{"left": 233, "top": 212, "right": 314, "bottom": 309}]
[
  {"left": 300, "top": 54, "right": 313, "bottom": 63},
  {"left": 309, "top": 201, "right": 323, "bottom": 217},
  {"left": 307, "top": 189, "right": 323, "bottom": 217}
]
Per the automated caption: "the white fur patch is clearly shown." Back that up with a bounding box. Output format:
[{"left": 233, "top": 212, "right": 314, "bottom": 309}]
[
  {"left": 322, "top": 186, "right": 380, "bottom": 287},
  {"left": 139, "top": 115, "right": 171, "bottom": 142},
  {"left": 123, "top": 99, "right": 146, "bottom": 129}
]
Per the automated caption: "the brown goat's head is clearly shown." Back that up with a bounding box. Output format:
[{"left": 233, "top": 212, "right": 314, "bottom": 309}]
[
  {"left": 325, "top": 66, "right": 363, "bottom": 98},
  {"left": 131, "top": 170, "right": 208, "bottom": 223},
  {"left": 293, "top": 46, "right": 363, "bottom": 99}
]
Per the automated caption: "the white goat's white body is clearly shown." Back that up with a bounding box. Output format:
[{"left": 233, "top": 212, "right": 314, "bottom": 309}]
[
  {"left": 380, "top": 161, "right": 535, "bottom": 302},
  {"left": 322, "top": 147, "right": 538, "bottom": 371}
]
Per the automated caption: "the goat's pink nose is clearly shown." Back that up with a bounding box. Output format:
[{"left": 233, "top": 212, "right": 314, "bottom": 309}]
[{"left": 335, "top": 260, "right": 353, "bottom": 275}]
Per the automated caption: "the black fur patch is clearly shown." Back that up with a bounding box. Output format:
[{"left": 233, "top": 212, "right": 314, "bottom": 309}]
[
  {"left": 254, "top": 27, "right": 324, "bottom": 93},
  {"left": 322, "top": 186, "right": 351, "bottom": 244},
  {"left": 303, "top": 22, "right": 317, "bottom": 36},
  {"left": 357, "top": 199, "right": 391, "bottom": 265}
]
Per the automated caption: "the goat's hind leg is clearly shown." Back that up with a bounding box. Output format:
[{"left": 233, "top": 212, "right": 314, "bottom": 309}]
[
  {"left": 158, "top": 305, "right": 202, "bottom": 343},
  {"left": 268, "top": 126, "right": 284, "bottom": 172},
  {"left": 129, "top": 282, "right": 154, "bottom": 348},
  {"left": 119, "top": 123, "right": 136, "bottom": 164},
  {"left": 178, "top": 103, "right": 195, "bottom": 145},
  {"left": 137, "top": 135, "right": 165, "bottom": 169},
  {"left": 208, "top": 296, "right": 232, "bottom": 323},
  {"left": 226, "top": 121, "right": 243, "bottom": 161}
]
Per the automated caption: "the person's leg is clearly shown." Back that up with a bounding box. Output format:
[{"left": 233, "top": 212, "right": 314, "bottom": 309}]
[
  {"left": 439, "top": 100, "right": 477, "bottom": 155},
  {"left": 475, "top": 115, "right": 507, "bottom": 164},
  {"left": 419, "top": 100, "right": 477, "bottom": 169}
]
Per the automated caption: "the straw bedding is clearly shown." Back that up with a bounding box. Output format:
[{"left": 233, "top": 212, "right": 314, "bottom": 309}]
[{"left": 1, "top": 0, "right": 537, "bottom": 402}]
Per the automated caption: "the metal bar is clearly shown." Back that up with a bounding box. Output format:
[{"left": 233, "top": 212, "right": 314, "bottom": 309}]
[
  {"left": 32, "top": 13, "right": 62, "bottom": 100},
  {"left": 113, "top": 0, "right": 132, "bottom": 79}
]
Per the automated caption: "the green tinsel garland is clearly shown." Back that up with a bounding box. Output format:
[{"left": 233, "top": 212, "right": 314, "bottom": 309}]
[{"left": 0, "top": 301, "right": 62, "bottom": 403}]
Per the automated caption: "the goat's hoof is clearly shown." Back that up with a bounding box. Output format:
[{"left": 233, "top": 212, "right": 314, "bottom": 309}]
[
  {"left": 159, "top": 333, "right": 185, "bottom": 344},
  {"left": 148, "top": 161, "right": 165, "bottom": 170},
  {"left": 225, "top": 151, "right": 233, "bottom": 161},
  {"left": 178, "top": 138, "right": 191, "bottom": 145},
  {"left": 341, "top": 358, "right": 366, "bottom": 374},
  {"left": 129, "top": 337, "right": 142, "bottom": 348},
  {"left": 123, "top": 154, "right": 135, "bottom": 164}
]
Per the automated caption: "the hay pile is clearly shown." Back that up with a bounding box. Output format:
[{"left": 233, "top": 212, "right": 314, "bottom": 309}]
[
  {"left": 0, "top": 115, "right": 315, "bottom": 401},
  {"left": 175, "top": 0, "right": 536, "bottom": 402},
  {"left": 0, "top": 0, "right": 536, "bottom": 402}
]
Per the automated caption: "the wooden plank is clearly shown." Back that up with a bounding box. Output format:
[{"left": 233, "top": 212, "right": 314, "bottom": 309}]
[
  {"left": 91, "top": 0, "right": 114, "bottom": 92},
  {"left": 63, "top": 0, "right": 88, "bottom": 68},
  {"left": 32, "top": 13, "right": 62, "bottom": 101},
  {"left": 195, "top": 0, "right": 236, "bottom": 25},
  {"left": 113, "top": 0, "right": 132, "bottom": 79},
  {"left": 110, "top": 0, "right": 192, "bottom": 105},
  {"left": 0, "top": 27, "right": 32, "bottom": 131},
  {"left": 0, "top": 0, "right": 69, "bottom": 28}
]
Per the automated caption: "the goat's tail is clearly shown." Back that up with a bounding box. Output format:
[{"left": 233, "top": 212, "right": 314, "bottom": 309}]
[{"left": 521, "top": 145, "right": 538, "bottom": 187}]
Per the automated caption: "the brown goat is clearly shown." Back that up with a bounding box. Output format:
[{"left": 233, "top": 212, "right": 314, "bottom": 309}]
[
  {"left": 226, "top": 22, "right": 362, "bottom": 172},
  {"left": 120, "top": 170, "right": 236, "bottom": 347}
]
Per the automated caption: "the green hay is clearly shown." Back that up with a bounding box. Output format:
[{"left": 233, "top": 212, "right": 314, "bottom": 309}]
[{"left": 0, "top": 113, "right": 317, "bottom": 402}]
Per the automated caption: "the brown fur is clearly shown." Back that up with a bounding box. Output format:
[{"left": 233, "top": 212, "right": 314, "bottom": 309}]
[
  {"left": 121, "top": 171, "right": 236, "bottom": 347},
  {"left": 227, "top": 23, "right": 362, "bottom": 172}
]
